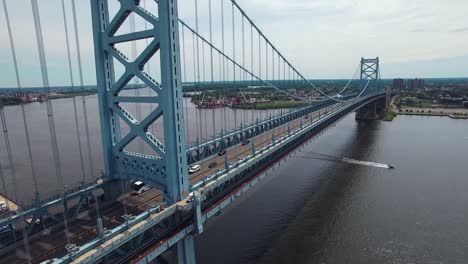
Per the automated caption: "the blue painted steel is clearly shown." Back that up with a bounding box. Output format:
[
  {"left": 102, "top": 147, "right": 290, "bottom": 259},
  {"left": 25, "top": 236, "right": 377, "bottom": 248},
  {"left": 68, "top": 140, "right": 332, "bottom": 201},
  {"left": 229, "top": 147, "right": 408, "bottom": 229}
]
[
  {"left": 360, "top": 57, "right": 380, "bottom": 95},
  {"left": 90, "top": 1, "right": 195, "bottom": 263},
  {"left": 0, "top": 181, "right": 102, "bottom": 232},
  {"left": 90, "top": 0, "right": 189, "bottom": 203}
]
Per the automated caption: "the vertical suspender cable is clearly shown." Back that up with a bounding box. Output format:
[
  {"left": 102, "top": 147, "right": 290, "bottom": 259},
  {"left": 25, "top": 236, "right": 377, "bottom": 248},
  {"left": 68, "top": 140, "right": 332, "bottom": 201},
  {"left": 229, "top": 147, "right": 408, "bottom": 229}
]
[
  {"left": 231, "top": 3, "right": 236, "bottom": 130},
  {"left": 258, "top": 32, "right": 261, "bottom": 80},
  {"left": 0, "top": 160, "right": 7, "bottom": 206},
  {"left": 242, "top": 15, "right": 246, "bottom": 126},
  {"left": 144, "top": 0, "right": 155, "bottom": 136},
  {"left": 0, "top": 94, "right": 19, "bottom": 211},
  {"left": 194, "top": 0, "right": 200, "bottom": 83},
  {"left": 202, "top": 42, "right": 207, "bottom": 139},
  {"left": 192, "top": 32, "right": 199, "bottom": 142},
  {"left": 32, "top": 0, "right": 69, "bottom": 259},
  {"left": 232, "top": 3, "right": 236, "bottom": 83},
  {"left": 182, "top": 26, "right": 190, "bottom": 143},
  {"left": 71, "top": 0, "right": 95, "bottom": 178},
  {"left": 194, "top": 0, "right": 202, "bottom": 141},
  {"left": 250, "top": 25, "right": 254, "bottom": 124},
  {"left": 221, "top": 0, "right": 227, "bottom": 133},
  {"left": 2, "top": 0, "right": 40, "bottom": 203},
  {"left": 62, "top": 0, "right": 86, "bottom": 184},
  {"left": 209, "top": 0, "right": 215, "bottom": 138},
  {"left": 129, "top": 11, "right": 143, "bottom": 152},
  {"left": 30, "top": 0, "right": 64, "bottom": 210}
]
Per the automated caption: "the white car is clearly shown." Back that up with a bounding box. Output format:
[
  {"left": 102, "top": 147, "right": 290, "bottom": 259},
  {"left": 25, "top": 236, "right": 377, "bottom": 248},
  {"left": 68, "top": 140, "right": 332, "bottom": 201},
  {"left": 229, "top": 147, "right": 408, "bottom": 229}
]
[
  {"left": 188, "top": 165, "right": 201, "bottom": 174},
  {"left": 0, "top": 201, "right": 8, "bottom": 211}
]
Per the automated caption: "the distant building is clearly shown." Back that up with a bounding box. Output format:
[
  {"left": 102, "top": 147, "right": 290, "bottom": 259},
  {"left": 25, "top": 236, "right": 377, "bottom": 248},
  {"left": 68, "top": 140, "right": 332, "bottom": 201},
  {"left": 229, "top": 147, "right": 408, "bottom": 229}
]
[
  {"left": 392, "top": 78, "right": 405, "bottom": 89},
  {"left": 440, "top": 97, "right": 465, "bottom": 106},
  {"left": 407, "top": 79, "right": 425, "bottom": 89}
]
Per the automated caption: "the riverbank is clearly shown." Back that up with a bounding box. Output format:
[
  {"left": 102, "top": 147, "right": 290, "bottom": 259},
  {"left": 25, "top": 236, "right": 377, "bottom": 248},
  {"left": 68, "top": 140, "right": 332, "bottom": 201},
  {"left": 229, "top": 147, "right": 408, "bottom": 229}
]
[
  {"left": 383, "top": 110, "right": 397, "bottom": 121},
  {"left": 397, "top": 111, "right": 468, "bottom": 119},
  {"left": 397, "top": 107, "right": 468, "bottom": 119},
  {"left": 0, "top": 91, "right": 97, "bottom": 107},
  {"left": 233, "top": 100, "right": 307, "bottom": 110}
]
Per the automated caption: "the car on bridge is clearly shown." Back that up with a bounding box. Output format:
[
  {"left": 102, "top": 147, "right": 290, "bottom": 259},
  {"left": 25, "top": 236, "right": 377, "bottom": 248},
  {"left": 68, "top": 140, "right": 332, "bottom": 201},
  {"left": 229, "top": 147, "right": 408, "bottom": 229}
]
[
  {"left": 218, "top": 150, "right": 227, "bottom": 156},
  {"left": 188, "top": 164, "right": 201, "bottom": 174},
  {"left": 208, "top": 162, "right": 217, "bottom": 168},
  {"left": 131, "top": 181, "right": 152, "bottom": 194},
  {"left": 0, "top": 201, "right": 8, "bottom": 212},
  {"left": 0, "top": 223, "right": 13, "bottom": 234},
  {"left": 241, "top": 140, "right": 250, "bottom": 146}
]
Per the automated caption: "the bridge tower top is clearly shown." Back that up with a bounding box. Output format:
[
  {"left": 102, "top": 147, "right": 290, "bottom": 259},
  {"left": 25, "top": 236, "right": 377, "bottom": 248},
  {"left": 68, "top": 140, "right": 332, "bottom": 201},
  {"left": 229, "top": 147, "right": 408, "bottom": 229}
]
[{"left": 360, "top": 57, "right": 380, "bottom": 80}]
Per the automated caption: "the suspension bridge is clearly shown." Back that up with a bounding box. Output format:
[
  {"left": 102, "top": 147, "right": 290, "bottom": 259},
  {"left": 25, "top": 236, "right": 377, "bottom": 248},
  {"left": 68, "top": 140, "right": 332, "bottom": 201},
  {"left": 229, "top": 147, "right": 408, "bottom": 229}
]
[{"left": 0, "top": 0, "right": 388, "bottom": 263}]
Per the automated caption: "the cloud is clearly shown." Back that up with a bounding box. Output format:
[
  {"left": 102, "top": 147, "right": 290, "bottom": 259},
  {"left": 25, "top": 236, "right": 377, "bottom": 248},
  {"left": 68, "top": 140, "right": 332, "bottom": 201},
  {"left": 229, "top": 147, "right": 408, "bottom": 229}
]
[
  {"left": 450, "top": 27, "right": 468, "bottom": 33},
  {"left": 1, "top": 0, "right": 468, "bottom": 88}
]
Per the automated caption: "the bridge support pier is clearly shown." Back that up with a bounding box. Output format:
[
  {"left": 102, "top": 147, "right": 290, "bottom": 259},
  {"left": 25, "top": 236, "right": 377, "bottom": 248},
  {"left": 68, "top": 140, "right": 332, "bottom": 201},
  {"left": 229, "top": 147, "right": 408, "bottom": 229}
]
[
  {"left": 177, "top": 236, "right": 196, "bottom": 264},
  {"left": 355, "top": 97, "right": 386, "bottom": 120}
]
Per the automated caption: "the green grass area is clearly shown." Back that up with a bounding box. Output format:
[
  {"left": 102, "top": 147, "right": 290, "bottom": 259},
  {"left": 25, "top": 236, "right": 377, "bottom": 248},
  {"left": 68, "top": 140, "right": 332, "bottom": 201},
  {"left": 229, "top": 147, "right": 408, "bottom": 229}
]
[
  {"left": 383, "top": 110, "right": 397, "bottom": 121},
  {"left": 418, "top": 101, "right": 432, "bottom": 108}
]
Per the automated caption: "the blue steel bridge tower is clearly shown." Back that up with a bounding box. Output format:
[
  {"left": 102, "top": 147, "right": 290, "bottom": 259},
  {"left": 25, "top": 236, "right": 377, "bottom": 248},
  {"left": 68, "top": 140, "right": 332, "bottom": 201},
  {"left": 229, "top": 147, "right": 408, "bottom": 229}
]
[
  {"left": 360, "top": 57, "right": 381, "bottom": 94},
  {"left": 90, "top": 0, "right": 195, "bottom": 262}
]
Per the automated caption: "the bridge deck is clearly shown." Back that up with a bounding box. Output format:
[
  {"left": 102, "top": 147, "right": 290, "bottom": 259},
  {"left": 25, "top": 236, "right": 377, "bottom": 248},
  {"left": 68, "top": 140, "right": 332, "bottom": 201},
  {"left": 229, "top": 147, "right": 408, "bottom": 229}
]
[{"left": 0, "top": 105, "right": 335, "bottom": 263}]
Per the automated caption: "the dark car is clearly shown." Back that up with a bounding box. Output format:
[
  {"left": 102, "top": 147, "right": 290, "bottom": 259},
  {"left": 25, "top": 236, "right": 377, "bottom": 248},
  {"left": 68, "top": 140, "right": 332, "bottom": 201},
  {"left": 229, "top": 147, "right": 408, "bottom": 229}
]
[
  {"left": 218, "top": 150, "right": 226, "bottom": 156},
  {"left": 241, "top": 140, "right": 250, "bottom": 146},
  {"left": 208, "top": 162, "right": 217, "bottom": 168}
]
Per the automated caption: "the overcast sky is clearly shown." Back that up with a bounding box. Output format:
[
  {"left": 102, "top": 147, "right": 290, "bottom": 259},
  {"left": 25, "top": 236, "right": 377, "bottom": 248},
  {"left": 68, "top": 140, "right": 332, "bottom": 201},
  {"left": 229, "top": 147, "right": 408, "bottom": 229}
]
[{"left": 1, "top": 0, "right": 467, "bottom": 88}]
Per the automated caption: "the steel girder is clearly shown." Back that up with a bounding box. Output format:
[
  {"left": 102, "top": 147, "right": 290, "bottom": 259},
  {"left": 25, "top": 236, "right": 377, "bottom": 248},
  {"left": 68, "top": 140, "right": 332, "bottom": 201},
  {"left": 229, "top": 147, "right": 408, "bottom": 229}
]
[
  {"left": 360, "top": 57, "right": 381, "bottom": 95},
  {"left": 185, "top": 100, "right": 337, "bottom": 164},
  {"left": 0, "top": 182, "right": 102, "bottom": 255},
  {"left": 91, "top": 0, "right": 189, "bottom": 204}
]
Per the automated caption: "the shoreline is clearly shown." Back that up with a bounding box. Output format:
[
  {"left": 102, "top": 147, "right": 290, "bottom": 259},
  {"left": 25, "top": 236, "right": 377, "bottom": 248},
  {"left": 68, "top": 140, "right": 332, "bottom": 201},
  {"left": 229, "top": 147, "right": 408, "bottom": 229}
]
[{"left": 396, "top": 111, "right": 468, "bottom": 119}]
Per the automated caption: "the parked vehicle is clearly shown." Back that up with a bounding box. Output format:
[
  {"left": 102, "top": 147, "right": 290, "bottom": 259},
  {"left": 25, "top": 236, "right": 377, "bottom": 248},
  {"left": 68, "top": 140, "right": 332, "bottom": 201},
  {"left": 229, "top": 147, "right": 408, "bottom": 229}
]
[{"left": 188, "top": 164, "right": 201, "bottom": 174}]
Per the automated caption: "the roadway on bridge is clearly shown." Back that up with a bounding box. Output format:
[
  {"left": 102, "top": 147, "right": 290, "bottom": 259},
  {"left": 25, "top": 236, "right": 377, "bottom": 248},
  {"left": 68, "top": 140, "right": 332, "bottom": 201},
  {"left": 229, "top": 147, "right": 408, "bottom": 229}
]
[{"left": 0, "top": 104, "right": 337, "bottom": 264}]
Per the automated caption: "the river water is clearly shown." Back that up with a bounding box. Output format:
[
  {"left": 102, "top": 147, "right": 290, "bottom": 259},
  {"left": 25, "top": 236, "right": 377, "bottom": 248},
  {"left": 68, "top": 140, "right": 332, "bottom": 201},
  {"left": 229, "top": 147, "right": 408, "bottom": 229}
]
[
  {"left": 0, "top": 95, "right": 282, "bottom": 204},
  {"left": 1, "top": 96, "right": 468, "bottom": 263},
  {"left": 195, "top": 114, "right": 468, "bottom": 263}
]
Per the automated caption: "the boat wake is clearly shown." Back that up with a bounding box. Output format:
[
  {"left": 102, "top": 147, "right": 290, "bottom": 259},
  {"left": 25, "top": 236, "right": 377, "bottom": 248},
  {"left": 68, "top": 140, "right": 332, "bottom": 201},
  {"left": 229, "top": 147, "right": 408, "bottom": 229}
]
[{"left": 296, "top": 151, "right": 393, "bottom": 169}]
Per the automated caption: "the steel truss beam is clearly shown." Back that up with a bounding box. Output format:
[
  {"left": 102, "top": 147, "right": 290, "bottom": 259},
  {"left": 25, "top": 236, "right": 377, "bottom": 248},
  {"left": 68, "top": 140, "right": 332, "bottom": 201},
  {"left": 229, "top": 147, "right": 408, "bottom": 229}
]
[
  {"left": 91, "top": 0, "right": 194, "bottom": 263},
  {"left": 91, "top": 0, "right": 189, "bottom": 203},
  {"left": 360, "top": 57, "right": 380, "bottom": 95},
  {"left": 360, "top": 57, "right": 379, "bottom": 81},
  {"left": 0, "top": 181, "right": 103, "bottom": 255}
]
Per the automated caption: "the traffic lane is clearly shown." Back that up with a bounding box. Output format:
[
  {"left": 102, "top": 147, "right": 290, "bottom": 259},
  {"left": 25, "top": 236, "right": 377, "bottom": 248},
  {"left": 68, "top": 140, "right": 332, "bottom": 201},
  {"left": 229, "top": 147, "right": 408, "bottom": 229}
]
[
  {"left": 188, "top": 117, "right": 305, "bottom": 184},
  {"left": 188, "top": 117, "right": 301, "bottom": 181},
  {"left": 188, "top": 103, "right": 343, "bottom": 183},
  {"left": 188, "top": 116, "right": 300, "bottom": 182}
]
